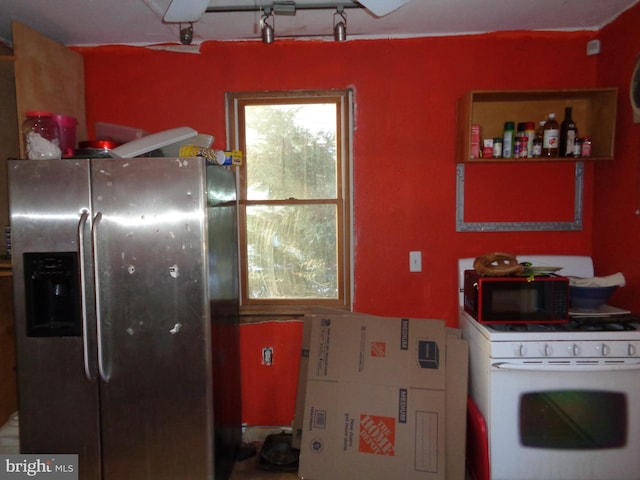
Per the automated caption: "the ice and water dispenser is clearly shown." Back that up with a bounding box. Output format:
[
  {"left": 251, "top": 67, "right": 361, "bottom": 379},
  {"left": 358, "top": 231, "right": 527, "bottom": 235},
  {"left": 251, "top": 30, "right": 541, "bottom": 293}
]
[{"left": 23, "top": 252, "right": 81, "bottom": 337}]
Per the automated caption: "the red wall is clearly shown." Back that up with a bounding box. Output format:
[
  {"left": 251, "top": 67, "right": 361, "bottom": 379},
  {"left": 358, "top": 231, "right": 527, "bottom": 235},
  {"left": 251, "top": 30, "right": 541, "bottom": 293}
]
[
  {"left": 79, "top": 30, "right": 601, "bottom": 322},
  {"left": 239, "top": 321, "right": 303, "bottom": 426},
  {"left": 593, "top": 5, "right": 640, "bottom": 311},
  {"left": 77, "top": 5, "right": 639, "bottom": 425}
]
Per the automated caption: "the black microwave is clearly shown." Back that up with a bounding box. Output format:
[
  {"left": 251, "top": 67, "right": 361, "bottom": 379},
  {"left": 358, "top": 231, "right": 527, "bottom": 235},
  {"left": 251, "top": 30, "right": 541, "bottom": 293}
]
[{"left": 463, "top": 270, "right": 569, "bottom": 324}]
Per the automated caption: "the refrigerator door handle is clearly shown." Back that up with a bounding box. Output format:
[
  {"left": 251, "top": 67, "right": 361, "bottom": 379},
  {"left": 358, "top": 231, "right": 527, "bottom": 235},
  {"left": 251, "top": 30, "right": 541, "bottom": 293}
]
[
  {"left": 78, "top": 210, "right": 95, "bottom": 382},
  {"left": 92, "top": 211, "right": 110, "bottom": 383}
]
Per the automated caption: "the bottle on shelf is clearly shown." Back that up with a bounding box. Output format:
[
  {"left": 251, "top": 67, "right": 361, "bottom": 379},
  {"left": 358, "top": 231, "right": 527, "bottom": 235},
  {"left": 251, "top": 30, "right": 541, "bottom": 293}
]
[
  {"left": 559, "top": 107, "right": 578, "bottom": 157},
  {"left": 532, "top": 137, "right": 542, "bottom": 158},
  {"left": 573, "top": 138, "right": 582, "bottom": 157},
  {"left": 492, "top": 137, "right": 502, "bottom": 158},
  {"left": 513, "top": 122, "right": 525, "bottom": 158},
  {"left": 542, "top": 113, "right": 560, "bottom": 157},
  {"left": 531, "top": 120, "right": 543, "bottom": 158},
  {"left": 581, "top": 137, "right": 592, "bottom": 157},
  {"left": 502, "top": 121, "right": 515, "bottom": 158},
  {"left": 524, "top": 122, "right": 536, "bottom": 157},
  {"left": 535, "top": 120, "right": 545, "bottom": 140}
]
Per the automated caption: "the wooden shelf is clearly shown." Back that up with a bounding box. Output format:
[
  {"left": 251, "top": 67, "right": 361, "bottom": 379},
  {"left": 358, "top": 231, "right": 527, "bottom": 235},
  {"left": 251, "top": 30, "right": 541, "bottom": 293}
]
[{"left": 456, "top": 88, "right": 618, "bottom": 163}]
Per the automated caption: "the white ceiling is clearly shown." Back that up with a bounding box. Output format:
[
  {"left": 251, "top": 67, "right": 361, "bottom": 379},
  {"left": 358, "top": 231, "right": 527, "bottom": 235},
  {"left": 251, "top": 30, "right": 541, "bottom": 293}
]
[{"left": 1, "top": 0, "right": 639, "bottom": 48}]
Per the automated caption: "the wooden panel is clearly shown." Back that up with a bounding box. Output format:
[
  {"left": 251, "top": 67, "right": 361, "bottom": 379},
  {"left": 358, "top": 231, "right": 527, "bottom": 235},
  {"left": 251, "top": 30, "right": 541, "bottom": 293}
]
[
  {"left": 0, "top": 273, "right": 17, "bottom": 425},
  {"left": 12, "top": 21, "right": 87, "bottom": 158},
  {"left": 0, "top": 56, "right": 19, "bottom": 248}
]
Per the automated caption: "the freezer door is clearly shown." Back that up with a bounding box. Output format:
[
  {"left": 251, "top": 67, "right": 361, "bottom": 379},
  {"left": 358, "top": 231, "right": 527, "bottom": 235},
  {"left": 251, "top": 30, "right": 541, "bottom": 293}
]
[
  {"left": 90, "top": 157, "right": 217, "bottom": 479},
  {"left": 8, "top": 159, "right": 101, "bottom": 480}
]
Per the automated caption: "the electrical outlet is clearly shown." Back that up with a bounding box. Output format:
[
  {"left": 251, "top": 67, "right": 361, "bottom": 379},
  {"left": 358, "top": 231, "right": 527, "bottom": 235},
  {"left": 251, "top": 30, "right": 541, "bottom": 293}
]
[
  {"left": 262, "top": 347, "right": 273, "bottom": 366},
  {"left": 409, "top": 251, "right": 422, "bottom": 272}
]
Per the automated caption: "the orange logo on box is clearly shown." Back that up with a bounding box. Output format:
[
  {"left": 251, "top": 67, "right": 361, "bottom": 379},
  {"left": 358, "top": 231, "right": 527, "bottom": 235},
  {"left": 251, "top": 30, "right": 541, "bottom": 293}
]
[
  {"left": 370, "top": 341, "right": 386, "bottom": 357},
  {"left": 359, "top": 414, "right": 395, "bottom": 456}
]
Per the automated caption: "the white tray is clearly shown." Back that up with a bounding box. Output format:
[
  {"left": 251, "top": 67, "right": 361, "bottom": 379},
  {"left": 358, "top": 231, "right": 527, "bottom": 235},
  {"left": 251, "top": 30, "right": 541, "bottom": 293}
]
[
  {"left": 569, "top": 304, "right": 631, "bottom": 317},
  {"left": 109, "top": 126, "right": 197, "bottom": 158}
]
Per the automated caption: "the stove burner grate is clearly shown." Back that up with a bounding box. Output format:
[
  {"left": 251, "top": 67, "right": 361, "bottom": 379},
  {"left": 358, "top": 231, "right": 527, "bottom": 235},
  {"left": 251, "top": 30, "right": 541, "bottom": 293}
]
[{"left": 487, "top": 316, "right": 639, "bottom": 333}]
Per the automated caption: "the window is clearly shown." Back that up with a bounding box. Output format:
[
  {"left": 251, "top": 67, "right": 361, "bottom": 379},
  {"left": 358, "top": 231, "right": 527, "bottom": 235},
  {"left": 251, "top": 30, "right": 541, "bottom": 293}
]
[{"left": 227, "top": 90, "right": 352, "bottom": 314}]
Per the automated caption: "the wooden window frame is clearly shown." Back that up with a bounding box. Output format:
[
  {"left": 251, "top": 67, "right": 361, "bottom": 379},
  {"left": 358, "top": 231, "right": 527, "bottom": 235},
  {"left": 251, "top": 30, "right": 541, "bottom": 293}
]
[{"left": 226, "top": 90, "right": 353, "bottom": 317}]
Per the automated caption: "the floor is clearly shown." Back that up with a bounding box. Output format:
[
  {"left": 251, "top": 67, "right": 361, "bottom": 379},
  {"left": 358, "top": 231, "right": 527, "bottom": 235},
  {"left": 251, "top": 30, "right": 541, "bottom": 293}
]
[
  {"left": 230, "top": 453, "right": 299, "bottom": 480},
  {"left": 230, "top": 428, "right": 300, "bottom": 480},
  {"left": 229, "top": 437, "right": 473, "bottom": 480},
  {"left": 229, "top": 450, "right": 474, "bottom": 480}
]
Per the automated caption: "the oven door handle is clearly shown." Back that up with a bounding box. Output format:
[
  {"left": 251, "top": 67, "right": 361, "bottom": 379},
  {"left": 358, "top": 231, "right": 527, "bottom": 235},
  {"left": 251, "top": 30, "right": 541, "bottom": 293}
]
[{"left": 493, "top": 361, "right": 640, "bottom": 372}]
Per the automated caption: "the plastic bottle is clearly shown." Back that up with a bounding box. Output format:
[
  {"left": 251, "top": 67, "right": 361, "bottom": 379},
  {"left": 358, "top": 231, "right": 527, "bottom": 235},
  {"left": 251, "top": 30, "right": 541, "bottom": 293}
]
[
  {"left": 581, "top": 137, "right": 592, "bottom": 157},
  {"left": 22, "top": 112, "right": 62, "bottom": 160},
  {"left": 513, "top": 123, "right": 525, "bottom": 158},
  {"left": 524, "top": 122, "right": 536, "bottom": 157},
  {"left": 518, "top": 136, "right": 529, "bottom": 158},
  {"left": 542, "top": 113, "right": 560, "bottom": 157},
  {"left": 502, "top": 121, "right": 515, "bottom": 158},
  {"left": 559, "top": 107, "right": 578, "bottom": 157}
]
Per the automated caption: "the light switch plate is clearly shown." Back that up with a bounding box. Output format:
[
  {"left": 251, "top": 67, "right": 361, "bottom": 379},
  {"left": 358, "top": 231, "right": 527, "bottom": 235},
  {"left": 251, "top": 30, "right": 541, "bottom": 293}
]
[
  {"left": 586, "top": 39, "right": 601, "bottom": 56},
  {"left": 409, "top": 251, "right": 422, "bottom": 272}
]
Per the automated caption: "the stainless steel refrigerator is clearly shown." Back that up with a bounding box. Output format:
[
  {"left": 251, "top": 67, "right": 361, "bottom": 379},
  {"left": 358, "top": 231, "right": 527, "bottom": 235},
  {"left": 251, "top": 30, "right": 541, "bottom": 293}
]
[{"left": 7, "top": 157, "right": 241, "bottom": 480}]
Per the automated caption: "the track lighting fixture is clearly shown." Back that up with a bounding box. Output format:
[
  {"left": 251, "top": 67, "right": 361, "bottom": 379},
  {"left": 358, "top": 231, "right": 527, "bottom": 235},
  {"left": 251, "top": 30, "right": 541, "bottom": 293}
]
[
  {"left": 333, "top": 6, "right": 347, "bottom": 42},
  {"left": 179, "top": 22, "right": 194, "bottom": 45},
  {"left": 164, "top": 0, "right": 412, "bottom": 42},
  {"left": 261, "top": 8, "right": 275, "bottom": 44}
]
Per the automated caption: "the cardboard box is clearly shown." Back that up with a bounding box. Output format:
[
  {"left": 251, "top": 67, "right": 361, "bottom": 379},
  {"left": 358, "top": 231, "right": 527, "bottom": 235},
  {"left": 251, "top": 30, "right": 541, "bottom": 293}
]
[
  {"left": 445, "top": 328, "right": 469, "bottom": 480},
  {"left": 296, "top": 310, "right": 467, "bottom": 480},
  {"left": 292, "top": 314, "right": 313, "bottom": 450}
]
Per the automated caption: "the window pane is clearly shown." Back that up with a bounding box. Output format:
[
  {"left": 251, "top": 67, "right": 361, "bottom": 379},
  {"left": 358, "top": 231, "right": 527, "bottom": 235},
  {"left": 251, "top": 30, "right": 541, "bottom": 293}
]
[
  {"left": 245, "top": 104, "right": 337, "bottom": 200},
  {"left": 246, "top": 204, "right": 338, "bottom": 299}
]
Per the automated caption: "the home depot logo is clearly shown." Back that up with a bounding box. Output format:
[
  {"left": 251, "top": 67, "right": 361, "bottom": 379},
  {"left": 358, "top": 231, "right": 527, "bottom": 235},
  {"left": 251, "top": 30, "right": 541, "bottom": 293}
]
[
  {"left": 370, "top": 341, "right": 386, "bottom": 357},
  {"left": 359, "top": 414, "right": 395, "bottom": 456}
]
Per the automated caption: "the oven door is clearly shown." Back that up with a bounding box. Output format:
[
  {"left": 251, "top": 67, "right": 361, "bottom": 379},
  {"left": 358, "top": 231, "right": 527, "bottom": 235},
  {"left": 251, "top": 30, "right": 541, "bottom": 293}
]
[{"left": 487, "top": 360, "right": 640, "bottom": 480}]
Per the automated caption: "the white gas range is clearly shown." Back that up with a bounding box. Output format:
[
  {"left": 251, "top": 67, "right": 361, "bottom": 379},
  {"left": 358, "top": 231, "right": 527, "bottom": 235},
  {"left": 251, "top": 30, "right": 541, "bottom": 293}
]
[{"left": 459, "top": 255, "right": 640, "bottom": 480}]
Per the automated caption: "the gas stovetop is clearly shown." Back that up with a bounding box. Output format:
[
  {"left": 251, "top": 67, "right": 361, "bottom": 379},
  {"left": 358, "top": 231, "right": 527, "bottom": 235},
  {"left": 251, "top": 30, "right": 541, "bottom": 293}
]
[
  {"left": 460, "top": 309, "right": 640, "bottom": 343},
  {"left": 486, "top": 315, "right": 640, "bottom": 333},
  {"left": 461, "top": 311, "right": 640, "bottom": 361}
]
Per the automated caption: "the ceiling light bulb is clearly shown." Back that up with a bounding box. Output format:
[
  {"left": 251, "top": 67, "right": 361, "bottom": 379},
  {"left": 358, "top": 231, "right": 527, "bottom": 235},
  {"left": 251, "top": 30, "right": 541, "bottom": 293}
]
[
  {"left": 262, "top": 23, "right": 274, "bottom": 43},
  {"left": 334, "top": 21, "right": 346, "bottom": 41},
  {"left": 333, "top": 7, "right": 347, "bottom": 42},
  {"left": 179, "top": 22, "right": 194, "bottom": 45},
  {"left": 261, "top": 9, "right": 274, "bottom": 44}
]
